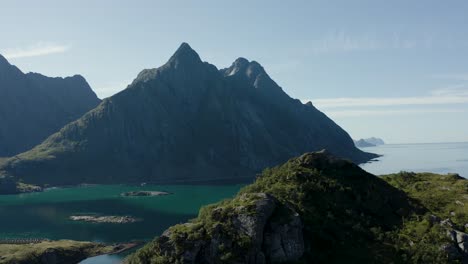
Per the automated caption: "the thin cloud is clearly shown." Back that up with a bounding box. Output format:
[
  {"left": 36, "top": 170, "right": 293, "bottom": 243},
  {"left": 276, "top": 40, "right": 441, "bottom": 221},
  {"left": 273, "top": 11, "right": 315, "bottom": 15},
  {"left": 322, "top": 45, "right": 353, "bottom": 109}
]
[
  {"left": 431, "top": 84, "right": 468, "bottom": 97},
  {"left": 95, "top": 79, "right": 133, "bottom": 99},
  {"left": 325, "top": 108, "right": 466, "bottom": 118},
  {"left": 310, "top": 96, "right": 468, "bottom": 108},
  {"left": 309, "top": 31, "right": 382, "bottom": 54},
  {"left": 304, "top": 86, "right": 468, "bottom": 118},
  {"left": 3, "top": 42, "right": 69, "bottom": 59},
  {"left": 306, "top": 31, "right": 456, "bottom": 55},
  {"left": 307, "top": 87, "right": 468, "bottom": 109},
  {"left": 433, "top": 74, "right": 468, "bottom": 81}
]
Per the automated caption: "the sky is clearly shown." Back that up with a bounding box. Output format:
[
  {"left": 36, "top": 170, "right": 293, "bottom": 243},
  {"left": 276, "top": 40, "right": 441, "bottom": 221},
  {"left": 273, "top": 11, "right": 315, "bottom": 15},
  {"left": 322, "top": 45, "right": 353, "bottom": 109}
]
[{"left": 1, "top": 0, "right": 467, "bottom": 144}]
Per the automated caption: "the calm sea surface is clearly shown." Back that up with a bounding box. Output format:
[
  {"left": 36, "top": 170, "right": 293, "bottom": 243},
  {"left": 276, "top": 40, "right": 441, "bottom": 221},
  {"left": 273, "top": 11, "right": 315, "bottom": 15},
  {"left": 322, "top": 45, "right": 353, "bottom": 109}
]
[
  {"left": 360, "top": 142, "right": 468, "bottom": 177},
  {"left": 0, "top": 184, "right": 243, "bottom": 263}
]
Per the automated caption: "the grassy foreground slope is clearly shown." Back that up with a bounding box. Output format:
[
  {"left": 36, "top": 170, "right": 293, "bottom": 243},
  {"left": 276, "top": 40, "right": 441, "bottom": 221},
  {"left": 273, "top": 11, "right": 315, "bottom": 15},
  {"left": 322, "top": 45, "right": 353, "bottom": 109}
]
[
  {"left": 0, "top": 240, "right": 115, "bottom": 264},
  {"left": 127, "top": 151, "right": 468, "bottom": 264}
]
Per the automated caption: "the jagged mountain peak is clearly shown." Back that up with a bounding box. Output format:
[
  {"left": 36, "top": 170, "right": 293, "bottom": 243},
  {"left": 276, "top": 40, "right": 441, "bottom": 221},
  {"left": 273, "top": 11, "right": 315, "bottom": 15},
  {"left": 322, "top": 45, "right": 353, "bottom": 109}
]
[
  {"left": 166, "top": 42, "right": 203, "bottom": 68},
  {"left": 133, "top": 43, "right": 215, "bottom": 85},
  {"left": 224, "top": 57, "right": 267, "bottom": 79}
]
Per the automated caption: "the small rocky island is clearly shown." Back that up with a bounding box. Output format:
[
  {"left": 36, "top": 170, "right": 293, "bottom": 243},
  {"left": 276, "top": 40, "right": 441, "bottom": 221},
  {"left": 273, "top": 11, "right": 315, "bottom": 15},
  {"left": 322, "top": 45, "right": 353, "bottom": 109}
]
[
  {"left": 0, "top": 177, "right": 42, "bottom": 195},
  {"left": 70, "top": 215, "right": 141, "bottom": 224},
  {"left": 121, "top": 190, "right": 172, "bottom": 197}
]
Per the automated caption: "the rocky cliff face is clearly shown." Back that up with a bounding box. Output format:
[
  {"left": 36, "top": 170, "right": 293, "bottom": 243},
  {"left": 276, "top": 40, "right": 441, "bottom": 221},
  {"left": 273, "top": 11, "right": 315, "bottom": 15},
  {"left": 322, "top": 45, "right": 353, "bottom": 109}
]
[
  {"left": 136, "top": 193, "right": 304, "bottom": 264},
  {"left": 0, "top": 55, "right": 100, "bottom": 156},
  {"left": 0, "top": 43, "right": 376, "bottom": 185},
  {"left": 128, "top": 193, "right": 304, "bottom": 264}
]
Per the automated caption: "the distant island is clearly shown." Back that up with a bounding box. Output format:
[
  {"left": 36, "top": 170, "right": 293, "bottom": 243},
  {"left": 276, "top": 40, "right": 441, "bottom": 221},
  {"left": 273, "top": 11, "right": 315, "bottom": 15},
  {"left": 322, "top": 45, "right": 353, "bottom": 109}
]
[
  {"left": 70, "top": 215, "right": 141, "bottom": 224},
  {"left": 354, "top": 137, "right": 385, "bottom": 148},
  {"left": 121, "top": 191, "right": 172, "bottom": 197},
  {"left": 0, "top": 177, "right": 42, "bottom": 195}
]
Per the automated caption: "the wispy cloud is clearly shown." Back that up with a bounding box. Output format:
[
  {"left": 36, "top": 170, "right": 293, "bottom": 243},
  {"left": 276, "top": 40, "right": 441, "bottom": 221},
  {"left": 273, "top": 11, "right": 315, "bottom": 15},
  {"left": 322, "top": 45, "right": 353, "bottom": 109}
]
[
  {"left": 95, "top": 79, "right": 133, "bottom": 99},
  {"left": 325, "top": 108, "right": 466, "bottom": 118},
  {"left": 307, "top": 31, "right": 457, "bottom": 55},
  {"left": 309, "top": 31, "right": 382, "bottom": 54},
  {"left": 431, "top": 84, "right": 468, "bottom": 97},
  {"left": 433, "top": 74, "right": 468, "bottom": 81},
  {"left": 311, "top": 95, "right": 468, "bottom": 108},
  {"left": 305, "top": 86, "right": 468, "bottom": 118},
  {"left": 2, "top": 42, "right": 69, "bottom": 59},
  {"left": 307, "top": 86, "right": 468, "bottom": 109}
]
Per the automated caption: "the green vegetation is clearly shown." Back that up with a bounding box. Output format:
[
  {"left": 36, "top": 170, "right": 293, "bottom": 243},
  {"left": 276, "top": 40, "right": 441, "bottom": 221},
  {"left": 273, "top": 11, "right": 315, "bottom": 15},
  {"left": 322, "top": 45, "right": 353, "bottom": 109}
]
[
  {"left": 127, "top": 153, "right": 468, "bottom": 263},
  {"left": 0, "top": 240, "right": 114, "bottom": 264},
  {"left": 382, "top": 172, "right": 468, "bottom": 227}
]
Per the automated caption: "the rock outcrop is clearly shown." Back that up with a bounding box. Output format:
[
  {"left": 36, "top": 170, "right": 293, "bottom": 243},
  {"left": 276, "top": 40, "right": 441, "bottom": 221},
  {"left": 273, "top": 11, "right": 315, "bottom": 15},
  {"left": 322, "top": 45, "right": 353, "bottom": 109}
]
[{"left": 128, "top": 193, "right": 303, "bottom": 264}]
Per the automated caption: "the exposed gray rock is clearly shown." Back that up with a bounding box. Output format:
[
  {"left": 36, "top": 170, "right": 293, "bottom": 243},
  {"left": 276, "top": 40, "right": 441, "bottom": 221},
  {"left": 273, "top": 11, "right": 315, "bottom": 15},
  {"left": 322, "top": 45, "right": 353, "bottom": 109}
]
[
  {"left": 232, "top": 193, "right": 277, "bottom": 244},
  {"left": 441, "top": 218, "right": 454, "bottom": 227},
  {"left": 263, "top": 207, "right": 304, "bottom": 263},
  {"left": 136, "top": 192, "right": 304, "bottom": 264},
  {"left": 441, "top": 218, "right": 468, "bottom": 262}
]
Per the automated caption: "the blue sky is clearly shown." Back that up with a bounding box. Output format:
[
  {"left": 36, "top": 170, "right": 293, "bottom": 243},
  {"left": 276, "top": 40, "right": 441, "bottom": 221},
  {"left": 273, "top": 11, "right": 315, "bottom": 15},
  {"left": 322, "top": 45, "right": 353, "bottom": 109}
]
[{"left": 1, "top": 0, "right": 467, "bottom": 143}]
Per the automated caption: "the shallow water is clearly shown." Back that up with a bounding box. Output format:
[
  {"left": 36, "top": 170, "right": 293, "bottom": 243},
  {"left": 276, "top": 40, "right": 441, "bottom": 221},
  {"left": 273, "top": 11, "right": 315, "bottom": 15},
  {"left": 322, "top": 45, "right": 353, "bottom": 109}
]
[
  {"left": 0, "top": 184, "right": 243, "bottom": 242},
  {"left": 360, "top": 142, "right": 468, "bottom": 177}
]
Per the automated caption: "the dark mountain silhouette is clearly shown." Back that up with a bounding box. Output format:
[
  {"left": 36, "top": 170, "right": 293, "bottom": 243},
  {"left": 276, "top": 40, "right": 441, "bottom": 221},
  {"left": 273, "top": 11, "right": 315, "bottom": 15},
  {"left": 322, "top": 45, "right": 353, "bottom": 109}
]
[
  {"left": 0, "top": 43, "right": 376, "bottom": 185},
  {"left": 0, "top": 54, "right": 100, "bottom": 156}
]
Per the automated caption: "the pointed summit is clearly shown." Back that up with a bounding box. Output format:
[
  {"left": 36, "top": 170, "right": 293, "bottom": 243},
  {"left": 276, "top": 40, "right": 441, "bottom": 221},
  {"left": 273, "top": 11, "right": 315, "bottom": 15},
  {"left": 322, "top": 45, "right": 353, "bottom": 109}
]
[{"left": 167, "top": 42, "right": 203, "bottom": 68}]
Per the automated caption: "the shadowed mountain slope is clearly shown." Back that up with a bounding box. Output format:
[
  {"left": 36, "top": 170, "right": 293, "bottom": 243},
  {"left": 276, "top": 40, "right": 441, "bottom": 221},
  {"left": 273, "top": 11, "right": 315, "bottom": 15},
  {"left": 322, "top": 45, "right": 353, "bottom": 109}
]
[
  {"left": 0, "top": 43, "right": 376, "bottom": 185},
  {"left": 0, "top": 54, "right": 100, "bottom": 156}
]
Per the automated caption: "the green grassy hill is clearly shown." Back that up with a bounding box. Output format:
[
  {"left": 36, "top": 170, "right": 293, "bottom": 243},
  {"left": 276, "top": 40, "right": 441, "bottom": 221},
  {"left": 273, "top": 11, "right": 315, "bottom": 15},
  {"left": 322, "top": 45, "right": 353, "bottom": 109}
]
[{"left": 127, "top": 151, "right": 468, "bottom": 264}]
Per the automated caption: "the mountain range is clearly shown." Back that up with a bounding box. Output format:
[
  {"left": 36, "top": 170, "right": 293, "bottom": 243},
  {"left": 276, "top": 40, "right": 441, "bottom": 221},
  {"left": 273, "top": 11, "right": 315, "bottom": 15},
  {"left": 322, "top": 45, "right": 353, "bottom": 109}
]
[
  {"left": 0, "top": 43, "right": 376, "bottom": 185},
  {"left": 0, "top": 54, "right": 100, "bottom": 157}
]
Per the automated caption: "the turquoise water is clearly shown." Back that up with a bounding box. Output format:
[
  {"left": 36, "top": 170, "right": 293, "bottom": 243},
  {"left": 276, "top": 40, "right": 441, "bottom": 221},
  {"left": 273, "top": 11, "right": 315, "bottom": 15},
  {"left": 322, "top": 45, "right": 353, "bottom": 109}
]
[
  {"left": 360, "top": 142, "right": 468, "bottom": 177},
  {"left": 0, "top": 184, "right": 243, "bottom": 243}
]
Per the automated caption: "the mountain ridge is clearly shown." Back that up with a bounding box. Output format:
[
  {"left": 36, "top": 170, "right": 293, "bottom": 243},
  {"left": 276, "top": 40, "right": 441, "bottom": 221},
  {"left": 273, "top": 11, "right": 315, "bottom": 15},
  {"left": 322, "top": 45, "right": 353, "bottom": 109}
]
[
  {"left": 0, "top": 43, "right": 376, "bottom": 185},
  {"left": 0, "top": 55, "right": 101, "bottom": 156}
]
